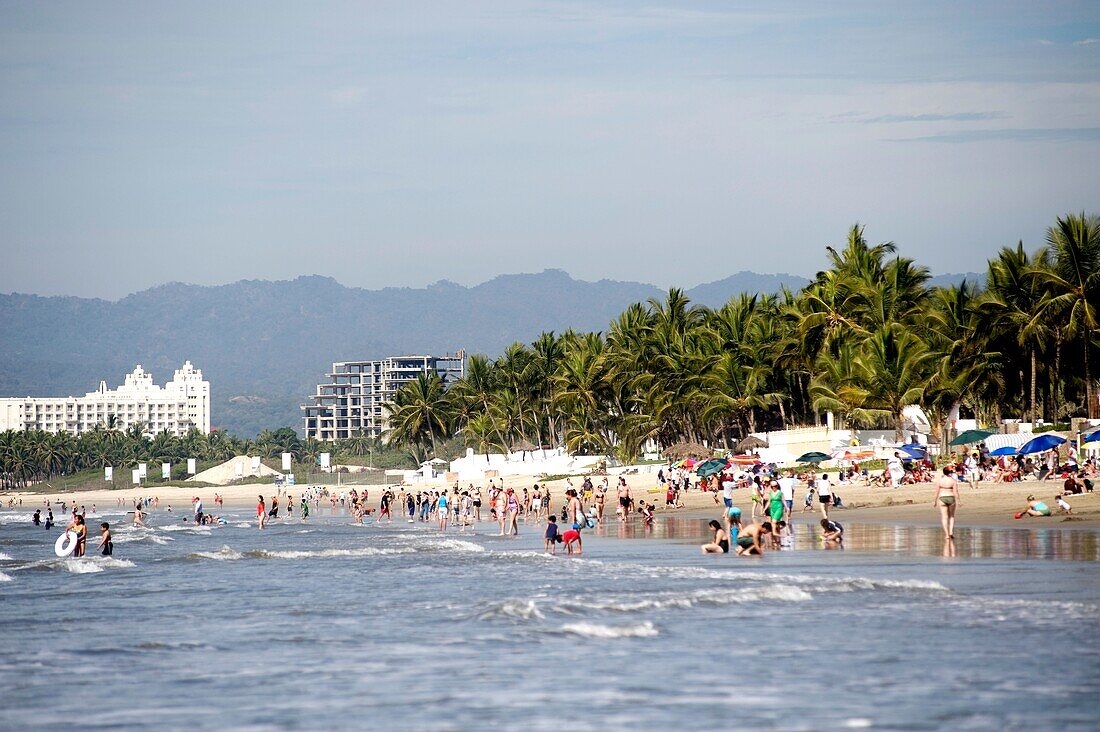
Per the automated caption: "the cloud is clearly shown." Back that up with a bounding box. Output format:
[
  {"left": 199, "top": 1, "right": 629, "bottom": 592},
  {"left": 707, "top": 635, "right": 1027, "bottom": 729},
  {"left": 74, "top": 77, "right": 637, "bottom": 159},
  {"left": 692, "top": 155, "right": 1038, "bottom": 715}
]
[
  {"left": 859, "top": 112, "right": 1009, "bottom": 124},
  {"left": 1074, "top": 38, "right": 1100, "bottom": 46},
  {"left": 888, "top": 127, "right": 1100, "bottom": 143}
]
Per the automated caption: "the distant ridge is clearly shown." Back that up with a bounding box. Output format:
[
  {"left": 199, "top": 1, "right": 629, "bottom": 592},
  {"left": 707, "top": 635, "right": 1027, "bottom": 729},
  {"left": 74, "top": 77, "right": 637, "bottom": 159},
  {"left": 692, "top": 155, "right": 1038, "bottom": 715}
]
[{"left": 0, "top": 268, "right": 982, "bottom": 436}]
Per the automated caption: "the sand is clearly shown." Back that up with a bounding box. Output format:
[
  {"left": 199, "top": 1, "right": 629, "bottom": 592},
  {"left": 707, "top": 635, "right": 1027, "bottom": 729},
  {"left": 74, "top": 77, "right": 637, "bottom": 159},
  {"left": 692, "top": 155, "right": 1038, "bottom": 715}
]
[{"left": 4, "top": 470, "right": 1097, "bottom": 530}]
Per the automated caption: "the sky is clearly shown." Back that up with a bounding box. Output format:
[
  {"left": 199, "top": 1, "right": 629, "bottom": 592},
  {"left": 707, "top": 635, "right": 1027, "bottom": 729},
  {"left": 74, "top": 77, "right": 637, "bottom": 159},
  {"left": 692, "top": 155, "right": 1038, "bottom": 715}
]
[{"left": 1, "top": 1, "right": 1099, "bottom": 299}]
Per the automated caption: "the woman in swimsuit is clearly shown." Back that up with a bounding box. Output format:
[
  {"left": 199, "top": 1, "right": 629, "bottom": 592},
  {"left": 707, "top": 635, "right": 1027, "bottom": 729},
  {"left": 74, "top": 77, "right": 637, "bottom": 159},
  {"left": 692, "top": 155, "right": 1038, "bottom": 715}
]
[
  {"left": 1016, "top": 495, "right": 1052, "bottom": 518},
  {"left": 701, "top": 520, "right": 729, "bottom": 554},
  {"left": 932, "top": 466, "right": 960, "bottom": 538},
  {"left": 505, "top": 489, "right": 520, "bottom": 536},
  {"left": 530, "top": 485, "right": 542, "bottom": 523},
  {"left": 257, "top": 495, "right": 267, "bottom": 530}
]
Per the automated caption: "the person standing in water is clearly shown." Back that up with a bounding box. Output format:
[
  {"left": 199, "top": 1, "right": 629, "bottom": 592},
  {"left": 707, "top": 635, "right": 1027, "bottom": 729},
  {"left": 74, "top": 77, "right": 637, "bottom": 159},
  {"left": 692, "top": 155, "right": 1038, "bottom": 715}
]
[
  {"left": 437, "top": 490, "right": 449, "bottom": 531},
  {"left": 933, "top": 466, "right": 960, "bottom": 538},
  {"left": 257, "top": 495, "right": 267, "bottom": 530},
  {"left": 98, "top": 523, "right": 113, "bottom": 556}
]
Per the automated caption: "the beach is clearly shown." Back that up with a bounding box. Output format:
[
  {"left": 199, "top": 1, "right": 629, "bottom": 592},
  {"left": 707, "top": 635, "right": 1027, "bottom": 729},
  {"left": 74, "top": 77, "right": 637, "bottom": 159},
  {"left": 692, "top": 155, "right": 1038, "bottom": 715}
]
[{"left": 8, "top": 470, "right": 1098, "bottom": 530}]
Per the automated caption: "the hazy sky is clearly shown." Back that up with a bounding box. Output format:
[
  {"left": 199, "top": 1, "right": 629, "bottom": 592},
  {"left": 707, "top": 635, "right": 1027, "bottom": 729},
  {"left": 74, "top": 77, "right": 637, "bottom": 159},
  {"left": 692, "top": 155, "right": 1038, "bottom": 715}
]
[{"left": 2, "top": 1, "right": 1099, "bottom": 299}]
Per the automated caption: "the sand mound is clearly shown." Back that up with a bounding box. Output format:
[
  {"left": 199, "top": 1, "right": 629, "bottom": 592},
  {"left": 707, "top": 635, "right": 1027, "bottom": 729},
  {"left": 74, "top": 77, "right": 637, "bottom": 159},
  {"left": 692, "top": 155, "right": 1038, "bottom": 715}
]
[{"left": 189, "top": 456, "right": 281, "bottom": 485}]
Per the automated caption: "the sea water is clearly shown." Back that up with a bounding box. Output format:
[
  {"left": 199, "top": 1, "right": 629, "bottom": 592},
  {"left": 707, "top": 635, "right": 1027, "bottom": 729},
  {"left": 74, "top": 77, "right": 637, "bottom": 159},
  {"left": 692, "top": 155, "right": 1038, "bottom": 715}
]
[{"left": 1, "top": 509, "right": 1097, "bottom": 730}]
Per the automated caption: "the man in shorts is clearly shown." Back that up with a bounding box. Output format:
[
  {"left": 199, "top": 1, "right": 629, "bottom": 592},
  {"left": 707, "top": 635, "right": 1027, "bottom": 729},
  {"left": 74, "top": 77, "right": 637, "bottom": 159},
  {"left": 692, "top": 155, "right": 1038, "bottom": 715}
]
[
  {"left": 816, "top": 473, "right": 834, "bottom": 519},
  {"left": 778, "top": 471, "right": 796, "bottom": 521},
  {"left": 617, "top": 480, "right": 632, "bottom": 519},
  {"left": 734, "top": 521, "right": 771, "bottom": 556}
]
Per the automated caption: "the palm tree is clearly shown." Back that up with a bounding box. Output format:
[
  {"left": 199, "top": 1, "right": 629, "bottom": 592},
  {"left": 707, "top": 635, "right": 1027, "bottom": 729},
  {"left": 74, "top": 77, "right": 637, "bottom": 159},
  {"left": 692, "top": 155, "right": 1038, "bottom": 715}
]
[
  {"left": 1034, "top": 213, "right": 1100, "bottom": 417},
  {"left": 385, "top": 373, "right": 452, "bottom": 455}
]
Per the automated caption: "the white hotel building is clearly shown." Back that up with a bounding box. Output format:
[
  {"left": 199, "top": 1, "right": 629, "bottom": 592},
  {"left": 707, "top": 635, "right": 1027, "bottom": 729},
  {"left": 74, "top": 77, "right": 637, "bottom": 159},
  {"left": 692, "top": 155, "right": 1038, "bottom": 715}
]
[{"left": 0, "top": 362, "right": 210, "bottom": 436}]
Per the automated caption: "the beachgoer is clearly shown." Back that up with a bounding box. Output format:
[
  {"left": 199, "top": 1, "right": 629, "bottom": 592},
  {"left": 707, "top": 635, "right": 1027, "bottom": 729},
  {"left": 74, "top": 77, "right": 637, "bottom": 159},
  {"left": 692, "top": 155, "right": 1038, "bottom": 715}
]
[
  {"left": 820, "top": 518, "right": 844, "bottom": 544},
  {"left": 257, "top": 495, "right": 267, "bottom": 529},
  {"left": 544, "top": 515, "right": 561, "bottom": 554},
  {"left": 505, "top": 488, "right": 520, "bottom": 535},
  {"left": 734, "top": 522, "right": 772, "bottom": 556},
  {"left": 67, "top": 514, "right": 87, "bottom": 558},
  {"left": 1056, "top": 494, "right": 1073, "bottom": 514},
  {"left": 778, "top": 472, "right": 796, "bottom": 521},
  {"left": 562, "top": 527, "right": 582, "bottom": 555},
  {"left": 98, "top": 523, "right": 113, "bottom": 556},
  {"left": 617, "top": 480, "right": 631, "bottom": 519},
  {"left": 269, "top": 495, "right": 279, "bottom": 519},
  {"left": 33, "top": 509, "right": 41, "bottom": 526},
  {"left": 768, "top": 482, "right": 784, "bottom": 527},
  {"left": 887, "top": 452, "right": 905, "bottom": 488},
  {"left": 816, "top": 473, "right": 834, "bottom": 519},
  {"left": 701, "top": 519, "right": 730, "bottom": 554},
  {"left": 1015, "top": 495, "right": 1051, "bottom": 518},
  {"left": 437, "top": 491, "right": 449, "bottom": 531},
  {"left": 933, "top": 466, "right": 960, "bottom": 538}
]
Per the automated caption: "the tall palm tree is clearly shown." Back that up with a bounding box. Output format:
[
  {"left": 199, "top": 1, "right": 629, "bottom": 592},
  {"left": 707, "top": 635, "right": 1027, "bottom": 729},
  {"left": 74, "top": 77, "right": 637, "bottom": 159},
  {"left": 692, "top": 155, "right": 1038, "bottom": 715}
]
[
  {"left": 385, "top": 373, "right": 452, "bottom": 455},
  {"left": 1034, "top": 213, "right": 1100, "bottom": 416}
]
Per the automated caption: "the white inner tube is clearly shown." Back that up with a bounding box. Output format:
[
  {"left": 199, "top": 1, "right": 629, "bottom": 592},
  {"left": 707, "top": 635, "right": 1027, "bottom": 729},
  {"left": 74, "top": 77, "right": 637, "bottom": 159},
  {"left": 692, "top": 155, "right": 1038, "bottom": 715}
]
[{"left": 54, "top": 530, "right": 78, "bottom": 558}]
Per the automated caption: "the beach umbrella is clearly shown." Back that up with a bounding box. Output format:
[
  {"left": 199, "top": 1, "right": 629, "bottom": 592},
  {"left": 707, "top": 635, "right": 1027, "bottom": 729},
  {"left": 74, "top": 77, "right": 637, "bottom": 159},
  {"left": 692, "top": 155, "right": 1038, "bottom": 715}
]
[
  {"left": 831, "top": 447, "right": 875, "bottom": 462},
  {"left": 796, "top": 451, "right": 830, "bottom": 464},
  {"left": 896, "top": 444, "right": 927, "bottom": 460},
  {"left": 695, "top": 458, "right": 729, "bottom": 478},
  {"left": 510, "top": 439, "right": 536, "bottom": 453},
  {"left": 736, "top": 436, "right": 768, "bottom": 451},
  {"left": 1081, "top": 428, "right": 1100, "bottom": 444},
  {"left": 1018, "top": 433, "right": 1066, "bottom": 455},
  {"left": 662, "top": 441, "right": 712, "bottom": 460},
  {"left": 989, "top": 446, "right": 1018, "bottom": 456},
  {"left": 948, "top": 429, "right": 996, "bottom": 446},
  {"left": 729, "top": 454, "right": 761, "bottom": 466}
]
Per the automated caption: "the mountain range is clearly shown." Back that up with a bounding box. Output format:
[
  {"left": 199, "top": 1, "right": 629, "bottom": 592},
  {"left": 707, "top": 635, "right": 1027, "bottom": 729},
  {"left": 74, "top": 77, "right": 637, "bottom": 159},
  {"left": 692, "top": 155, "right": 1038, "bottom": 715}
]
[{"left": 0, "top": 269, "right": 980, "bottom": 436}]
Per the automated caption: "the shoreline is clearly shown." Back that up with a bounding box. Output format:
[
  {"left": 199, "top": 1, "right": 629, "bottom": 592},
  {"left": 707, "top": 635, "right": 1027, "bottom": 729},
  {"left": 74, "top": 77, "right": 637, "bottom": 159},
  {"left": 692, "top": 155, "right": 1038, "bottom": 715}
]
[{"left": 4, "top": 472, "right": 1098, "bottom": 532}]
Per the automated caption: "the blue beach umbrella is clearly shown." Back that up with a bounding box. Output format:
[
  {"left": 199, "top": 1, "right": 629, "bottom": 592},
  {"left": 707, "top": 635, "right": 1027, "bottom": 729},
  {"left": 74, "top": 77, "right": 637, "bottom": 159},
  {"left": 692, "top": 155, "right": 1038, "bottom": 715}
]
[
  {"left": 1018, "top": 433, "right": 1066, "bottom": 455},
  {"left": 896, "top": 444, "right": 927, "bottom": 460},
  {"left": 989, "top": 446, "right": 1018, "bottom": 457},
  {"left": 1082, "top": 429, "right": 1100, "bottom": 444}
]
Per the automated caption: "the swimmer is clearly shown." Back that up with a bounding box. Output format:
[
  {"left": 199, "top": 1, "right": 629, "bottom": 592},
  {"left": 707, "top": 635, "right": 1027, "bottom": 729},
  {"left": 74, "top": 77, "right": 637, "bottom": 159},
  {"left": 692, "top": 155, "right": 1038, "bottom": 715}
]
[
  {"left": 67, "top": 514, "right": 87, "bottom": 558},
  {"left": 734, "top": 522, "right": 772, "bottom": 556},
  {"left": 700, "top": 519, "right": 730, "bottom": 554},
  {"left": 98, "top": 523, "right": 113, "bottom": 556},
  {"left": 133, "top": 502, "right": 144, "bottom": 527}
]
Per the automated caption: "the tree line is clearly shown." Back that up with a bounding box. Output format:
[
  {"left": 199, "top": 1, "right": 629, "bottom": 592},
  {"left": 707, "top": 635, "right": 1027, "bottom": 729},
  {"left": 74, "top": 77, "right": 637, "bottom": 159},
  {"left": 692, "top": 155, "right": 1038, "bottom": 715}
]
[
  {"left": 386, "top": 213, "right": 1100, "bottom": 461},
  {"left": 0, "top": 425, "right": 413, "bottom": 490}
]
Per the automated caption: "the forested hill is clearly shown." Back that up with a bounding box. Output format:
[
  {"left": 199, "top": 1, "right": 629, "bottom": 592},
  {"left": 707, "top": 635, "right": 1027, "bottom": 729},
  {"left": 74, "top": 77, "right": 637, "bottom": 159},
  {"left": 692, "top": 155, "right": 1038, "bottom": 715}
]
[{"left": 0, "top": 269, "right": 976, "bottom": 436}]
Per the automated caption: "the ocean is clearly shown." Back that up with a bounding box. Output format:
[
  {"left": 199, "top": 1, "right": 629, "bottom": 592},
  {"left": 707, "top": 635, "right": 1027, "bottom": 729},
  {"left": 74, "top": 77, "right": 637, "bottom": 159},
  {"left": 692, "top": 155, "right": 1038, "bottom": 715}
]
[{"left": 1, "top": 507, "right": 1097, "bottom": 730}]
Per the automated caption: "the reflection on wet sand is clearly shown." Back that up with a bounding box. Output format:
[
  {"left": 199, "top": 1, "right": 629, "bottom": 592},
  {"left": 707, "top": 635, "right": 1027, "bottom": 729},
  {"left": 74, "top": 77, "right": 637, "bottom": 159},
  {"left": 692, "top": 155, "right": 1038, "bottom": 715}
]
[{"left": 590, "top": 516, "right": 1100, "bottom": 561}]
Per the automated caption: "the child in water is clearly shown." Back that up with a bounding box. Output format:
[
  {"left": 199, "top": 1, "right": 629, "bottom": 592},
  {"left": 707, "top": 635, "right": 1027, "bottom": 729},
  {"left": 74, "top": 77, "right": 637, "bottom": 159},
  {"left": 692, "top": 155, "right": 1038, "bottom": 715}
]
[
  {"left": 98, "top": 523, "right": 113, "bottom": 556},
  {"left": 544, "top": 515, "right": 561, "bottom": 554}
]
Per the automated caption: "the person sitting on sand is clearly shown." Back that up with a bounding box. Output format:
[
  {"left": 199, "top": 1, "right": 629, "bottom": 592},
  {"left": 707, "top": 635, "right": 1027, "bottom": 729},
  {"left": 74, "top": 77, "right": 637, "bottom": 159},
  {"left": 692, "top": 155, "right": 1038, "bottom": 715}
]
[
  {"left": 1056, "top": 494, "right": 1073, "bottom": 514},
  {"left": 734, "top": 522, "right": 772, "bottom": 556},
  {"left": 701, "top": 520, "right": 730, "bottom": 554},
  {"left": 1015, "top": 495, "right": 1052, "bottom": 518}
]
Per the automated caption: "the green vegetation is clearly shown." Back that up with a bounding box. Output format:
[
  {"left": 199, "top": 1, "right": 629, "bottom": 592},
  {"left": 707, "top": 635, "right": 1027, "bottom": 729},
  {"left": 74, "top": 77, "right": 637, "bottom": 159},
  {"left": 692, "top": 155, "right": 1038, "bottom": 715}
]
[
  {"left": 384, "top": 215, "right": 1100, "bottom": 460},
  {"left": 0, "top": 424, "right": 423, "bottom": 491}
]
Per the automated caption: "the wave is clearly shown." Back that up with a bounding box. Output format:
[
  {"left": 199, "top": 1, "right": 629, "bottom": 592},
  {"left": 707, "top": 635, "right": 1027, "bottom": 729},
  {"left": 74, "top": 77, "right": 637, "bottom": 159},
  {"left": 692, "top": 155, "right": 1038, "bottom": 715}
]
[
  {"left": 558, "top": 621, "right": 658, "bottom": 639},
  {"left": 622, "top": 564, "right": 951, "bottom": 595},
  {"left": 413, "top": 538, "right": 486, "bottom": 553},
  {"left": 14, "top": 557, "right": 135, "bottom": 574},
  {"left": 0, "top": 513, "right": 33, "bottom": 525},
  {"left": 189, "top": 546, "right": 244, "bottom": 561},
  {"left": 113, "top": 528, "right": 173, "bottom": 545},
  {"left": 0, "top": 571, "right": 11, "bottom": 582},
  {"left": 159, "top": 524, "right": 212, "bottom": 533},
  {"left": 0, "top": 552, "right": 12, "bottom": 561},
  {"left": 478, "top": 599, "right": 545, "bottom": 621},
  {"left": 235, "top": 522, "right": 251, "bottom": 528},
  {"left": 245, "top": 547, "right": 415, "bottom": 560}
]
